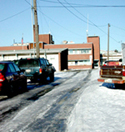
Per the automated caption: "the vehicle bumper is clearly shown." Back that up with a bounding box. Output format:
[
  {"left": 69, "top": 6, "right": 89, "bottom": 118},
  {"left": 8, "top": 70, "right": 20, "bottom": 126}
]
[
  {"left": 97, "top": 78, "right": 125, "bottom": 84},
  {"left": 26, "top": 74, "right": 42, "bottom": 82}
]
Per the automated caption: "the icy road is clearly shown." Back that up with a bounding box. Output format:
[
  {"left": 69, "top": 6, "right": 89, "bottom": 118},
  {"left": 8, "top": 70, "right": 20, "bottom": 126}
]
[{"left": 0, "top": 69, "right": 125, "bottom": 132}]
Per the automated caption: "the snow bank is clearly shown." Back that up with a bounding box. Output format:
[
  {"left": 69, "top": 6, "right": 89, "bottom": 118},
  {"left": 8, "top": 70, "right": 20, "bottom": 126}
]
[{"left": 67, "top": 69, "right": 125, "bottom": 132}]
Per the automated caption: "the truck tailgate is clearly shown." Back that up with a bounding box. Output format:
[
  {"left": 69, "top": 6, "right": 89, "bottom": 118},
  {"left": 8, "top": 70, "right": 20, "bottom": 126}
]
[
  {"left": 100, "top": 66, "right": 123, "bottom": 79},
  {"left": 98, "top": 65, "right": 125, "bottom": 84}
]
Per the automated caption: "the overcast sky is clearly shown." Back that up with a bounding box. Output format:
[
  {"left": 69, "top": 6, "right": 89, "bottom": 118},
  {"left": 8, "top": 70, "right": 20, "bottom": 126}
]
[{"left": 0, "top": 0, "right": 125, "bottom": 51}]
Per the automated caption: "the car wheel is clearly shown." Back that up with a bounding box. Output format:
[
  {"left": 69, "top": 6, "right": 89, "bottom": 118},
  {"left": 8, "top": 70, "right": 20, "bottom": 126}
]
[
  {"left": 7, "top": 84, "right": 15, "bottom": 98},
  {"left": 50, "top": 72, "right": 54, "bottom": 82},
  {"left": 40, "top": 75, "right": 46, "bottom": 84},
  {"left": 22, "top": 80, "right": 28, "bottom": 92}
]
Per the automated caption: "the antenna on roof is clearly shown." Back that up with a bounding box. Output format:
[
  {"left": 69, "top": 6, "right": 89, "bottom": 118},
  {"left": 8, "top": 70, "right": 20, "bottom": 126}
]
[
  {"left": 86, "top": 14, "right": 89, "bottom": 38},
  {"left": 21, "top": 33, "right": 23, "bottom": 45},
  {"left": 49, "top": 21, "right": 51, "bottom": 34},
  {"left": 13, "top": 39, "right": 15, "bottom": 44}
]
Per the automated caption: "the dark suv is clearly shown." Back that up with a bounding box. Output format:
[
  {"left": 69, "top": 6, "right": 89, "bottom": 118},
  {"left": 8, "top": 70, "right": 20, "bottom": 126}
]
[{"left": 18, "top": 58, "right": 55, "bottom": 83}]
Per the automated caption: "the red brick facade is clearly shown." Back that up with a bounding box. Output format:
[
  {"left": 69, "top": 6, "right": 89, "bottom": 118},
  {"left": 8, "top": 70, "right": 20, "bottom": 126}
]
[
  {"left": 0, "top": 32, "right": 100, "bottom": 70},
  {"left": 0, "top": 45, "right": 28, "bottom": 51},
  {"left": 87, "top": 36, "right": 100, "bottom": 66},
  {"left": 33, "top": 25, "right": 54, "bottom": 44}
]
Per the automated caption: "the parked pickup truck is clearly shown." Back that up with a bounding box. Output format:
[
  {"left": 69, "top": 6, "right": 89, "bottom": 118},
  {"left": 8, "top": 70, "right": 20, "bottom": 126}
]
[
  {"left": 97, "top": 64, "right": 125, "bottom": 88},
  {"left": 98, "top": 43, "right": 125, "bottom": 88}
]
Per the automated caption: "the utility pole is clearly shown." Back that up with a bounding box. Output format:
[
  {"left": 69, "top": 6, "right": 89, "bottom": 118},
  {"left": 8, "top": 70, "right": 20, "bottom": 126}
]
[
  {"left": 107, "top": 23, "right": 110, "bottom": 61},
  {"left": 30, "top": 0, "right": 35, "bottom": 57},
  {"left": 33, "top": 0, "right": 39, "bottom": 58}
]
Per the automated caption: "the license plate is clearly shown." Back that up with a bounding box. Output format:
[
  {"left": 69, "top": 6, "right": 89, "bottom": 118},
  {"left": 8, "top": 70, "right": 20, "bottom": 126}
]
[
  {"left": 26, "top": 69, "right": 31, "bottom": 73},
  {"left": 105, "top": 79, "right": 112, "bottom": 83},
  {"left": 114, "top": 71, "right": 121, "bottom": 74}
]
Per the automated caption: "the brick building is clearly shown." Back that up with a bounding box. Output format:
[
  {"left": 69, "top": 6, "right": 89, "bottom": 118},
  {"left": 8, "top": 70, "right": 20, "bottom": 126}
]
[
  {"left": 31, "top": 33, "right": 100, "bottom": 69},
  {"left": 0, "top": 31, "right": 100, "bottom": 71}
]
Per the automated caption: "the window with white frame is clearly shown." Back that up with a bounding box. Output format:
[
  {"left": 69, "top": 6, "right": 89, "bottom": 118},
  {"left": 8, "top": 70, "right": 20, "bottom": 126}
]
[
  {"left": 68, "top": 49, "right": 91, "bottom": 54},
  {"left": 68, "top": 60, "right": 90, "bottom": 66},
  {"left": 68, "top": 49, "right": 73, "bottom": 54}
]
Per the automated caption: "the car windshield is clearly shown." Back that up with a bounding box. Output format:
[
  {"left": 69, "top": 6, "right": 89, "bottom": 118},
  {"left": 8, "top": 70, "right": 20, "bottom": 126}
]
[
  {"left": 19, "top": 59, "right": 39, "bottom": 67},
  {"left": 0, "top": 64, "right": 5, "bottom": 71}
]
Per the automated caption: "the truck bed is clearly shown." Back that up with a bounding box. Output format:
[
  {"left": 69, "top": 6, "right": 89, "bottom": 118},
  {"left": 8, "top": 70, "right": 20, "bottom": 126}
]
[{"left": 98, "top": 65, "right": 125, "bottom": 84}]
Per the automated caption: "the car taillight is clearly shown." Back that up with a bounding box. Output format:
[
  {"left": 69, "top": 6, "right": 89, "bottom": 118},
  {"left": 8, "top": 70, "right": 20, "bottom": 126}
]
[
  {"left": 122, "top": 69, "right": 125, "bottom": 76},
  {"left": 0, "top": 73, "right": 5, "bottom": 82},
  {"left": 39, "top": 68, "right": 42, "bottom": 74},
  {"left": 0, "top": 83, "right": 2, "bottom": 87}
]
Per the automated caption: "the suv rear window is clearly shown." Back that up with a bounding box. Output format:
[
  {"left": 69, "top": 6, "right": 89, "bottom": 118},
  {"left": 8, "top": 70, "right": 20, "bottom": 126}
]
[
  {"left": 0, "top": 64, "right": 5, "bottom": 71},
  {"left": 19, "top": 59, "right": 39, "bottom": 67}
]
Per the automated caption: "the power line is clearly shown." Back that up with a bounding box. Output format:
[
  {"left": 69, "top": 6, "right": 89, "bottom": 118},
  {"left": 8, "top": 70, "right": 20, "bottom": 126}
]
[
  {"left": 39, "top": 0, "right": 82, "bottom": 5},
  {"left": 25, "top": 0, "right": 32, "bottom": 6},
  {"left": 27, "top": 0, "right": 123, "bottom": 44},
  {"left": 37, "top": 0, "right": 51, "bottom": 33},
  {"left": 0, "top": 8, "right": 30, "bottom": 23},
  {"left": 57, "top": 0, "right": 102, "bottom": 31},
  {"left": 39, "top": 0, "right": 125, "bottom": 8},
  {"left": 38, "top": 5, "right": 125, "bottom": 8},
  {"left": 58, "top": 0, "right": 119, "bottom": 43},
  {"left": 57, "top": 0, "right": 93, "bottom": 26},
  {"left": 64, "top": 0, "right": 96, "bottom": 27},
  {"left": 37, "top": 9, "right": 84, "bottom": 37},
  {"left": 112, "top": 25, "right": 125, "bottom": 32},
  {"left": 25, "top": 0, "right": 85, "bottom": 38}
]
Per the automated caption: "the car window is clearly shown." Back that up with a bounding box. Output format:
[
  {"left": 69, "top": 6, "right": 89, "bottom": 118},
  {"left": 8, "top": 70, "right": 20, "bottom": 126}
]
[
  {"left": 43, "top": 59, "right": 47, "bottom": 66},
  {"left": 40, "top": 59, "right": 44, "bottom": 65},
  {"left": 0, "top": 64, "right": 5, "bottom": 71},
  {"left": 46, "top": 60, "right": 49, "bottom": 65},
  {"left": 19, "top": 59, "right": 39, "bottom": 67},
  {"left": 9, "top": 64, "right": 16, "bottom": 72},
  {"left": 7, "top": 66, "right": 11, "bottom": 73},
  {"left": 13, "top": 63, "right": 20, "bottom": 72}
]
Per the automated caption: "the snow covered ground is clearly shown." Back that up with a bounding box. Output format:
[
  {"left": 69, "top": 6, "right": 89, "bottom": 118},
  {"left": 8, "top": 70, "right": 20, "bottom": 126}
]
[
  {"left": 0, "top": 70, "right": 89, "bottom": 132},
  {"left": 1, "top": 69, "right": 125, "bottom": 132},
  {"left": 67, "top": 69, "right": 125, "bottom": 132}
]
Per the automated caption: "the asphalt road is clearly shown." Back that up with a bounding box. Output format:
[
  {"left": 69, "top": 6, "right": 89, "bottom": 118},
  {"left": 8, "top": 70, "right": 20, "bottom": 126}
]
[{"left": 0, "top": 70, "right": 91, "bottom": 132}]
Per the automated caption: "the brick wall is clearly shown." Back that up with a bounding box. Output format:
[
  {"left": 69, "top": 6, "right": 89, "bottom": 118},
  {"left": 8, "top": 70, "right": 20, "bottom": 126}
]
[
  {"left": 33, "top": 25, "right": 54, "bottom": 44},
  {"left": 39, "top": 34, "right": 50, "bottom": 44},
  {"left": 44, "top": 43, "right": 92, "bottom": 49},
  {"left": 44, "top": 43, "right": 94, "bottom": 69},
  {"left": 87, "top": 36, "right": 100, "bottom": 65},
  {"left": 0, "top": 46, "right": 28, "bottom": 51},
  {"left": 68, "top": 65, "right": 92, "bottom": 70},
  {"left": 87, "top": 36, "right": 100, "bottom": 60}
]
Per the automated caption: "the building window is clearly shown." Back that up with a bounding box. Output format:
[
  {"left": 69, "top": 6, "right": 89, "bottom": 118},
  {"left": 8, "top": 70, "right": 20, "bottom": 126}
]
[
  {"left": 68, "top": 60, "right": 90, "bottom": 66},
  {"left": 68, "top": 49, "right": 91, "bottom": 54},
  {"left": 68, "top": 49, "right": 73, "bottom": 54},
  {"left": 74, "top": 49, "right": 77, "bottom": 54},
  {"left": 81, "top": 49, "right": 91, "bottom": 54}
]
